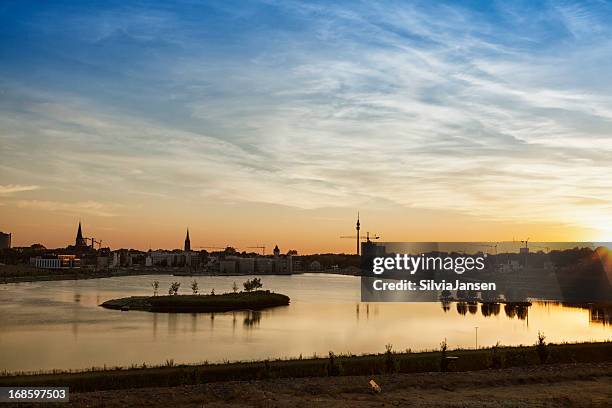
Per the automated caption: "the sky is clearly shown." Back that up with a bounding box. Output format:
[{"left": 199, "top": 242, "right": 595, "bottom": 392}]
[{"left": 1, "top": 0, "right": 612, "bottom": 253}]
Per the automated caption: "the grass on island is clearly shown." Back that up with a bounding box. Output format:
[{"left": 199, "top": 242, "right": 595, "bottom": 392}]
[
  {"left": 101, "top": 290, "right": 290, "bottom": 313},
  {"left": 0, "top": 341, "right": 610, "bottom": 393}
]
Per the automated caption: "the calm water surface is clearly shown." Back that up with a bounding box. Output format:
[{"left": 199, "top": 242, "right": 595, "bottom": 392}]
[{"left": 0, "top": 274, "right": 610, "bottom": 372}]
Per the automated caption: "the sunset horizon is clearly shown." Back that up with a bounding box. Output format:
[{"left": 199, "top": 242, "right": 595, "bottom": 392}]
[
  {"left": 2, "top": 1, "right": 612, "bottom": 252},
  {"left": 0, "top": 2, "right": 611, "bottom": 406}
]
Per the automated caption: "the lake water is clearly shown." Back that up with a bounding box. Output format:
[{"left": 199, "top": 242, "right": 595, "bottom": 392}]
[{"left": 0, "top": 274, "right": 610, "bottom": 373}]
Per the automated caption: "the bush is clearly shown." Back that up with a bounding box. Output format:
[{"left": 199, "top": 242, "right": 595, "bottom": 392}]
[
  {"left": 243, "top": 277, "right": 263, "bottom": 292},
  {"left": 384, "top": 343, "right": 399, "bottom": 373},
  {"left": 490, "top": 342, "right": 502, "bottom": 369},
  {"left": 440, "top": 339, "right": 449, "bottom": 372},
  {"left": 504, "top": 348, "right": 531, "bottom": 366},
  {"left": 536, "top": 331, "right": 548, "bottom": 364},
  {"left": 169, "top": 282, "right": 180, "bottom": 295},
  {"left": 151, "top": 280, "right": 159, "bottom": 296},
  {"left": 326, "top": 352, "right": 343, "bottom": 376}
]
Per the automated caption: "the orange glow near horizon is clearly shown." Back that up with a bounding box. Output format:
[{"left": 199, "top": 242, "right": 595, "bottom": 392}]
[{"left": 0, "top": 201, "right": 600, "bottom": 254}]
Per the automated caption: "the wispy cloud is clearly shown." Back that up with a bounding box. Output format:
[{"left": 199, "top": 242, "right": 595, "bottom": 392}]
[
  {"left": 0, "top": 184, "right": 39, "bottom": 195},
  {"left": 15, "top": 200, "right": 118, "bottom": 217},
  {"left": 1, "top": 0, "right": 612, "bottom": 238}
]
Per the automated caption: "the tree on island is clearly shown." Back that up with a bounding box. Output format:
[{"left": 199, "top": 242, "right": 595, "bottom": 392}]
[
  {"left": 169, "top": 281, "right": 181, "bottom": 295},
  {"left": 191, "top": 280, "right": 199, "bottom": 295},
  {"left": 232, "top": 281, "right": 238, "bottom": 293},
  {"left": 440, "top": 339, "right": 449, "bottom": 372},
  {"left": 151, "top": 280, "right": 159, "bottom": 296},
  {"left": 243, "top": 277, "right": 263, "bottom": 292}
]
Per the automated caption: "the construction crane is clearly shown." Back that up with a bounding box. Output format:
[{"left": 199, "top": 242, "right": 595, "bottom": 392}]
[
  {"left": 340, "top": 232, "right": 380, "bottom": 241},
  {"left": 467, "top": 243, "right": 498, "bottom": 255},
  {"left": 512, "top": 238, "right": 530, "bottom": 253},
  {"left": 247, "top": 246, "right": 266, "bottom": 255},
  {"left": 194, "top": 246, "right": 229, "bottom": 251},
  {"left": 84, "top": 237, "right": 102, "bottom": 249}
]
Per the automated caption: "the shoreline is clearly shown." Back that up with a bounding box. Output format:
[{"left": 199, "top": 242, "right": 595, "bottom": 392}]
[
  {"left": 0, "top": 268, "right": 315, "bottom": 284},
  {"left": 1, "top": 341, "right": 610, "bottom": 392},
  {"left": 0, "top": 269, "right": 165, "bottom": 284}
]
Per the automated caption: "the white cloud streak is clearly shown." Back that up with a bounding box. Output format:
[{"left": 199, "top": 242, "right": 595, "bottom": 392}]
[
  {"left": 15, "top": 200, "right": 118, "bottom": 217},
  {"left": 0, "top": 185, "right": 40, "bottom": 195}
]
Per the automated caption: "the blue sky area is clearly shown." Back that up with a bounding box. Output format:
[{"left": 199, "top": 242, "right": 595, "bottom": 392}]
[{"left": 1, "top": 1, "right": 612, "bottom": 248}]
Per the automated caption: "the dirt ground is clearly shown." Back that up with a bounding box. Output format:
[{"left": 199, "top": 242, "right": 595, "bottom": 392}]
[{"left": 61, "top": 362, "right": 612, "bottom": 407}]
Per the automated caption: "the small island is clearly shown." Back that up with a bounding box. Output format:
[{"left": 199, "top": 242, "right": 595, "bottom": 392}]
[
  {"left": 101, "top": 290, "right": 290, "bottom": 313},
  {"left": 100, "top": 278, "right": 290, "bottom": 313}
]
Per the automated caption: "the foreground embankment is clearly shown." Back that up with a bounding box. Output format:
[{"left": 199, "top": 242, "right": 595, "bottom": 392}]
[
  {"left": 42, "top": 362, "right": 612, "bottom": 407},
  {"left": 1, "top": 342, "right": 610, "bottom": 395}
]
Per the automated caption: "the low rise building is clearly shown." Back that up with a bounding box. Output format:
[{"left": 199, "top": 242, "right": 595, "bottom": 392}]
[
  {"left": 148, "top": 250, "right": 183, "bottom": 267},
  {"left": 255, "top": 258, "right": 274, "bottom": 273},
  {"left": 0, "top": 232, "right": 11, "bottom": 249},
  {"left": 30, "top": 254, "right": 80, "bottom": 269},
  {"left": 237, "top": 257, "right": 255, "bottom": 274},
  {"left": 31, "top": 258, "right": 61, "bottom": 269},
  {"left": 219, "top": 259, "right": 236, "bottom": 274}
]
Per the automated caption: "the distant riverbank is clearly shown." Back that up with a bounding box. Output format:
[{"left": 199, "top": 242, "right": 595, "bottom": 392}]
[
  {"left": 0, "top": 266, "right": 319, "bottom": 284},
  {"left": 0, "top": 266, "right": 175, "bottom": 284}
]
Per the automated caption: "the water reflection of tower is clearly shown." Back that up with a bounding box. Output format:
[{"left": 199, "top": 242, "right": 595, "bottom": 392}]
[
  {"left": 361, "top": 235, "right": 386, "bottom": 274},
  {"left": 356, "top": 213, "right": 360, "bottom": 255}
]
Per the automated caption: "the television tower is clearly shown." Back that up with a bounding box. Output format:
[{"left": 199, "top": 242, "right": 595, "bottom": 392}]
[{"left": 356, "top": 212, "right": 360, "bottom": 256}]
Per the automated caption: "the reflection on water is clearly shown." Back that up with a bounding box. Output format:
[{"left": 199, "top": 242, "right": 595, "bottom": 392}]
[
  {"left": 243, "top": 311, "right": 261, "bottom": 328},
  {"left": 451, "top": 301, "right": 530, "bottom": 321},
  {"left": 480, "top": 303, "right": 501, "bottom": 317},
  {"left": 0, "top": 274, "right": 610, "bottom": 373},
  {"left": 590, "top": 306, "right": 612, "bottom": 326},
  {"left": 444, "top": 300, "right": 611, "bottom": 325}
]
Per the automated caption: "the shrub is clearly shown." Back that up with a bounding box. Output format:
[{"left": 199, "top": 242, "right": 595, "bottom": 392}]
[
  {"left": 490, "top": 342, "right": 502, "bottom": 369},
  {"left": 504, "top": 348, "right": 530, "bottom": 366},
  {"left": 169, "top": 282, "right": 180, "bottom": 295},
  {"left": 326, "top": 352, "right": 343, "bottom": 376},
  {"left": 536, "top": 331, "right": 548, "bottom": 364},
  {"left": 151, "top": 280, "right": 159, "bottom": 296},
  {"left": 384, "top": 343, "right": 399, "bottom": 373},
  {"left": 440, "top": 339, "right": 449, "bottom": 372},
  {"left": 243, "top": 277, "right": 263, "bottom": 292}
]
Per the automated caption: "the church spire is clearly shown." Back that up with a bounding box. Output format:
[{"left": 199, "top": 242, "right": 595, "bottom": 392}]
[
  {"left": 75, "top": 221, "right": 86, "bottom": 247},
  {"left": 184, "top": 228, "right": 191, "bottom": 252}
]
